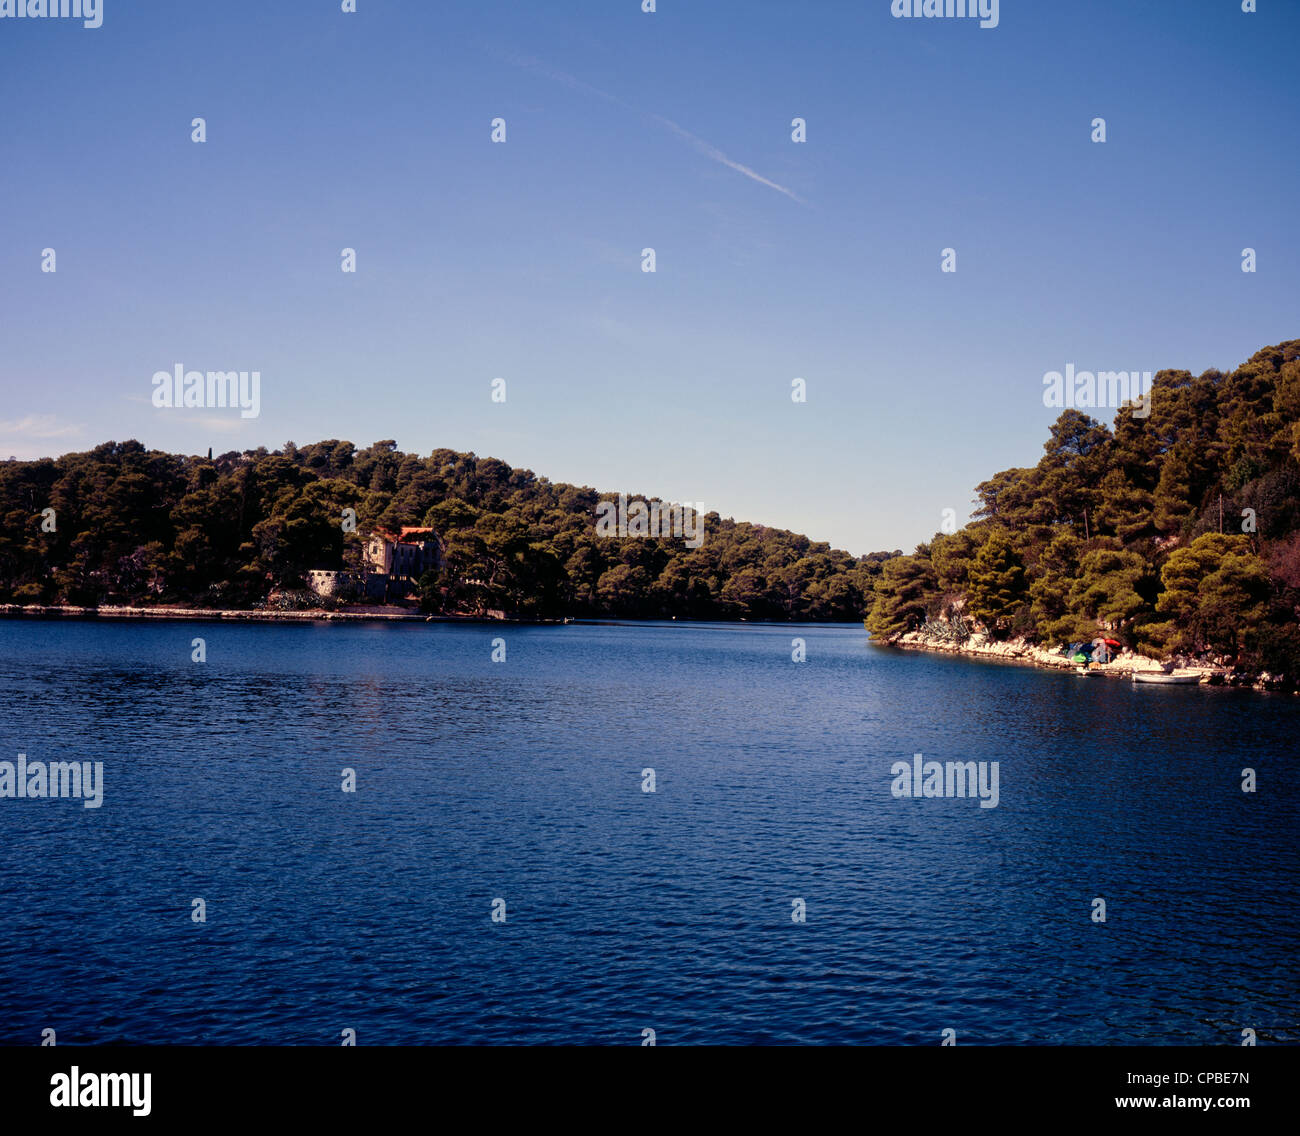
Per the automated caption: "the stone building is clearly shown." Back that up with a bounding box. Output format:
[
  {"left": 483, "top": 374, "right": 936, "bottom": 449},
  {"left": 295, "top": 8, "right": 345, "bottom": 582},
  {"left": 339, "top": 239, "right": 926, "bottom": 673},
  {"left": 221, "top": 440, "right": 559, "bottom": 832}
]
[{"left": 308, "top": 527, "right": 441, "bottom": 603}]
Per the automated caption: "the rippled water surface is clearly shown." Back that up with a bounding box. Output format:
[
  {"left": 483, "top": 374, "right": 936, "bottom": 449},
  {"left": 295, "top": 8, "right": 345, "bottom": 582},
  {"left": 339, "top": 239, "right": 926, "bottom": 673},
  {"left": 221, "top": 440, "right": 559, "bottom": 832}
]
[{"left": 0, "top": 619, "right": 1296, "bottom": 1045}]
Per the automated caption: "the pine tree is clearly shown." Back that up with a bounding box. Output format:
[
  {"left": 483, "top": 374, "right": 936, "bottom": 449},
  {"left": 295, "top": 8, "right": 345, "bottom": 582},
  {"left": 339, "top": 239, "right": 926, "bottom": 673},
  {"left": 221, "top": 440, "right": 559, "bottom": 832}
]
[
  {"left": 966, "top": 531, "right": 1026, "bottom": 631},
  {"left": 865, "top": 553, "right": 936, "bottom": 636}
]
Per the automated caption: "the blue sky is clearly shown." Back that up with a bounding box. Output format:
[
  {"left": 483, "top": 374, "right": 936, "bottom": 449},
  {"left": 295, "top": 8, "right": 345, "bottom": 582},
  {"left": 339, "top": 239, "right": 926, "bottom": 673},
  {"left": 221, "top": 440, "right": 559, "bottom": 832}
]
[{"left": 1, "top": 0, "right": 1296, "bottom": 555}]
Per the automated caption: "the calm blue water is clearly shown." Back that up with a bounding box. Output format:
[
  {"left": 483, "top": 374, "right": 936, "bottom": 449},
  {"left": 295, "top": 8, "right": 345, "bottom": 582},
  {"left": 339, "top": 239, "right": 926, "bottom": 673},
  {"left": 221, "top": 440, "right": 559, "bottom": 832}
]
[{"left": 0, "top": 619, "right": 1295, "bottom": 1046}]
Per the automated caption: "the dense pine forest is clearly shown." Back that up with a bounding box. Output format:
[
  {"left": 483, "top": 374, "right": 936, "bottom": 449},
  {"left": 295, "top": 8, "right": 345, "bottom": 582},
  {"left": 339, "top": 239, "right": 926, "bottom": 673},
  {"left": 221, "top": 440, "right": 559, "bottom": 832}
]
[
  {"left": 3, "top": 338, "right": 1296, "bottom": 654},
  {"left": 0, "top": 439, "right": 892, "bottom": 621},
  {"left": 865, "top": 339, "right": 1300, "bottom": 675}
]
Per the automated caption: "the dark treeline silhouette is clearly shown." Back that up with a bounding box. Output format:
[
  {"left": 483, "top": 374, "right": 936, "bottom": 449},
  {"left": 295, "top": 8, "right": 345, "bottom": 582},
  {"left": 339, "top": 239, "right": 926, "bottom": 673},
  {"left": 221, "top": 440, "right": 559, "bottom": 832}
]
[
  {"left": 865, "top": 339, "right": 1300, "bottom": 676},
  {"left": 0, "top": 439, "right": 894, "bottom": 621}
]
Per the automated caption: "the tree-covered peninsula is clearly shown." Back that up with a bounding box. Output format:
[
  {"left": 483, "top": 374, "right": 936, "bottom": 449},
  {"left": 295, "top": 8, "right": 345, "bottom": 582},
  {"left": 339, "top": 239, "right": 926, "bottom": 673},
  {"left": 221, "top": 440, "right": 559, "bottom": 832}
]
[
  {"left": 0, "top": 440, "right": 893, "bottom": 622},
  {"left": 865, "top": 339, "right": 1300, "bottom": 678}
]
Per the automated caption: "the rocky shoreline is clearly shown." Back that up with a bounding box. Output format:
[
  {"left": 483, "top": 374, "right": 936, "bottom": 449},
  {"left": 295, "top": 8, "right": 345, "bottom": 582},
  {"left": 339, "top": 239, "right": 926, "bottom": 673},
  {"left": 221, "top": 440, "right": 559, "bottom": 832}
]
[
  {"left": 872, "top": 628, "right": 1293, "bottom": 692},
  {"left": 0, "top": 604, "right": 532, "bottom": 624}
]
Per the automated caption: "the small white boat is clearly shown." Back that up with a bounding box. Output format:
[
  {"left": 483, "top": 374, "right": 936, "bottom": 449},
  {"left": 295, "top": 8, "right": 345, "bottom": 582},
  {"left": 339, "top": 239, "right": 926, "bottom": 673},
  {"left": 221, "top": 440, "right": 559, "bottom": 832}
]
[
  {"left": 1131, "top": 672, "right": 1201, "bottom": 685},
  {"left": 1076, "top": 666, "right": 1099, "bottom": 676}
]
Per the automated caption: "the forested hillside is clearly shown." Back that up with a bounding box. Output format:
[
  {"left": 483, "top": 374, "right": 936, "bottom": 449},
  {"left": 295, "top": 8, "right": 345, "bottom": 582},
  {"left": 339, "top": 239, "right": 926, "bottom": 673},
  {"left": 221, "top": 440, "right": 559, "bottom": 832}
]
[
  {"left": 866, "top": 339, "right": 1300, "bottom": 674},
  {"left": 0, "top": 440, "right": 893, "bottom": 621}
]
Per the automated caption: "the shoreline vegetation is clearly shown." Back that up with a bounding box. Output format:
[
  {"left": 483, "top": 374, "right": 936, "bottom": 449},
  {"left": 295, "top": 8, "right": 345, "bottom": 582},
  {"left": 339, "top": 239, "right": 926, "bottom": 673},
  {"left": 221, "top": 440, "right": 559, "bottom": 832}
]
[
  {"left": 0, "top": 440, "right": 891, "bottom": 624},
  {"left": 863, "top": 339, "right": 1300, "bottom": 692}
]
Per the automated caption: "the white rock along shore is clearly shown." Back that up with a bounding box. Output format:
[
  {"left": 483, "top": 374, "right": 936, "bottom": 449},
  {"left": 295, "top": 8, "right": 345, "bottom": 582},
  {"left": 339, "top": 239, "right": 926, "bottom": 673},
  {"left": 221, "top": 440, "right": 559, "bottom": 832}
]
[{"left": 875, "top": 628, "right": 1290, "bottom": 691}]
